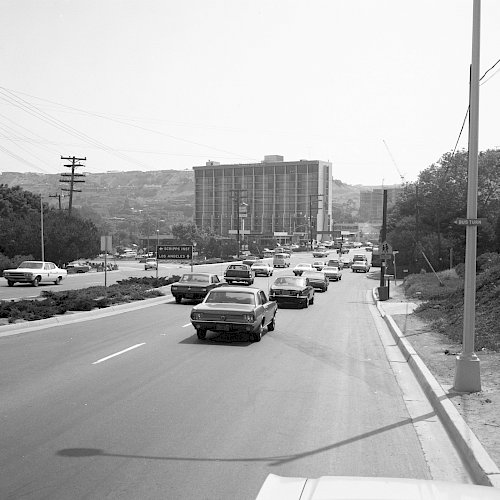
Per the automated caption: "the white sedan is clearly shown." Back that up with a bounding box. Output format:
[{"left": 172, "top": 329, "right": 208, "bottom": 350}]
[
  {"left": 251, "top": 260, "right": 274, "bottom": 277},
  {"left": 2, "top": 261, "right": 67, "bottom": 287}
]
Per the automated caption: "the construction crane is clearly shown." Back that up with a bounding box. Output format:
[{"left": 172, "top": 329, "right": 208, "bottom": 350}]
[{"left": 382, "top": 139, "right": 406, "bottom": 185}]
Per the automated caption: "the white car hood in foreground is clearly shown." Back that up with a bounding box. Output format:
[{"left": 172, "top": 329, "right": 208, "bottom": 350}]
[{"left": 255, "top": 474, "right": 500, "bottom": 500}]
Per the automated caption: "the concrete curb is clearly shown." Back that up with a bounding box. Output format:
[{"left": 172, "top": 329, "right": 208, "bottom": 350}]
[
  {"left": 0, "top": 287, "right": 174, "bottom": 337},
  {"left": 373, "top": 288, "right": 500, "bottom": 488}
]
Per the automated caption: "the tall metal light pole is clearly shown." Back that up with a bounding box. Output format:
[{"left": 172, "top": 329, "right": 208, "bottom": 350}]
[{"left": 454, "top": 0, "right": 481, "bottom": 393}]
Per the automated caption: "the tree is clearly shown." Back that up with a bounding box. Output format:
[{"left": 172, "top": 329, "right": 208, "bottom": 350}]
[
  {"left": 387, "top": 148, "right": 500, "bottom": 272},
  {"left": 171, "top": 222, "right": 198, "bottom": 244},
  {"left": 0, "top": 184, "right": 100, "bottom": 263}
]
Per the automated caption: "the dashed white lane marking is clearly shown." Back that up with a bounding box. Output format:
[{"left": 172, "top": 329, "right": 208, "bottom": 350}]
[
  {"left": 92, "top": 343, "right": 146, "bottom": 365},
  {"left": 182, "top": 323, "right": 192, "bottom": 328}
]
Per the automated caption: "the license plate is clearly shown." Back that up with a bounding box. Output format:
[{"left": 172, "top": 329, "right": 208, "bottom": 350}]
[
  {"left": 216, "top": 324, "right": 230, "bottom": 331},
  {"left": 185, "top": 293, "right": 193, "bottom": 298}
]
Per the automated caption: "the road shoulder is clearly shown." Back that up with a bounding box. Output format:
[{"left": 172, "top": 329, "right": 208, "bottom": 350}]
[{"left": 376, "top": 284, "right": 500, "bottom": 487}]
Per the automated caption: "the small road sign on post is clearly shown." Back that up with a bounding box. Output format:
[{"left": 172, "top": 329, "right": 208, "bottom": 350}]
[
  {"left": 454, "top": 218, "right": 486, "bottom": 226},
  {"left": 380, "top": 241, "right": 393, "bottom": 259}
]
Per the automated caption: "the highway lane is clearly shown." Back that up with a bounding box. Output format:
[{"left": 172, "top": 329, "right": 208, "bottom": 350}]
[{"left": 0, "top": 252, "right": 471, "bottom": 499}]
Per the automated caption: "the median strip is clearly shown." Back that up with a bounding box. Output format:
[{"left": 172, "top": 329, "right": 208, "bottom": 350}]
[{"left": 92, "top": 343, "right": 146, "bottom": 365}]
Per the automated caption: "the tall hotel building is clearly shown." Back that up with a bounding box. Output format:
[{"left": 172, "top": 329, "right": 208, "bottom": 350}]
[{"left": 193, "top": 155, "right": 332, "bottom": 245}]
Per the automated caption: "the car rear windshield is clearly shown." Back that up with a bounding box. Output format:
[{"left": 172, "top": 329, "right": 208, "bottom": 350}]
[
  {"left": 180, "top": 274, "right": 209, "bottom": 283},
  {"left": 274, "top": 277, "right": 306, "bottom": 286},
  {"left": 206, "top": 291, "right": 255, "bottom": 305}
]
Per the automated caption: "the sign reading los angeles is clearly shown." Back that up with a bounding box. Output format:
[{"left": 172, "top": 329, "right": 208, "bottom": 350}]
[{"left": 157, "top": 245, "right": 193, "bottom": 260}]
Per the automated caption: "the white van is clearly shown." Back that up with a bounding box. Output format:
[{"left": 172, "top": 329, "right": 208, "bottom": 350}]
[{"left": 273, "top": 253, "right": 290, "bottom": 268}]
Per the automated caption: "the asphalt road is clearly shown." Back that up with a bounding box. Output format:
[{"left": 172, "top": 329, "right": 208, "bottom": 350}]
[{"left": 0, "top": 250, "right": 472, "bottom": 499}]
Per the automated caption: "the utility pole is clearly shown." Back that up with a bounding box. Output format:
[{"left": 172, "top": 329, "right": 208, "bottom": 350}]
[
  {"left": 379, "top": 189, "right": 388, "bottom": 288},
  {"left": 309, "top": 194, "right": 322, "bottom": 250},
  {"left": 230, "top": 189, "right": 246, "bottom": 259},
  {"left": 49, "top": 193, "right": 63, "bottom": 210},
  {"left": 60, "top": 156, "right": 86, "bottom": 215},
  {"left": 454, "top": 0, "right": 482, "bottom": 393}
]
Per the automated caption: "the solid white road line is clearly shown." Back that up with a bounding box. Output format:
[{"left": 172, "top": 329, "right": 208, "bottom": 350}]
[{"left": 92, "top": 343, "right": 146, "bottom": 365}]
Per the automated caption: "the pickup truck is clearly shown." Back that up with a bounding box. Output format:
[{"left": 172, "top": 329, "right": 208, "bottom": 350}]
[
  {"left": 351, "top": 255, "right": 370, "bottom": 273},
  {"left": 224, "top": 264, "right": 254, "bottom": 285}
]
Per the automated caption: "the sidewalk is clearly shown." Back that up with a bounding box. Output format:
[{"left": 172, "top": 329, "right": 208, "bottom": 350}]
[{"left": 374, "top": 283, "right": 500, "bottom": 488}]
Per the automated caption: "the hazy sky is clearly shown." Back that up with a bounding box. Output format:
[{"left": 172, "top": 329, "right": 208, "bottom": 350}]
[{"left": 1, "top": 0, "right": 499, "bottom": 185}]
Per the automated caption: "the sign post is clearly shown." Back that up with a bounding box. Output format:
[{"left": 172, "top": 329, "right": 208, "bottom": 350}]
[{"left": 100, "top": 235, "right": 112, "bottom": 287}]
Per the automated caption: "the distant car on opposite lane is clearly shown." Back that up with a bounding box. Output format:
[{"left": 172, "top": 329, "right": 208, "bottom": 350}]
[
  {"left": 171, "top": 273, "right": 222, "bottom": 303},
  {"left": 190, "top": 285, "right": 277, "bottom": 342},
  {"left": 66, "top": 261, "right": 91, "bottom": 273},
  {"left": 144, "top": 258, "right": 158, "bottom": 270}
]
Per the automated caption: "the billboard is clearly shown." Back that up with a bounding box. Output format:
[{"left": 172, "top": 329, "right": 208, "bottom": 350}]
[{"left": 157, "top": 245, "right": 193, "bottom": 260}]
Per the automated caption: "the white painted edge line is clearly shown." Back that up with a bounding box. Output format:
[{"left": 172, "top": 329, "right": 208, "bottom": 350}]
[
  {"left": 92, "top": 343, "right": 146, "bottom": 365},
  {"left": 181, "top": 323, "right": 192, "bottom": 328}
]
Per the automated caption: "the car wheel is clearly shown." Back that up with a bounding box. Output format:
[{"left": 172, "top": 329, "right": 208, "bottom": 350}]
[
  {"left": 175, "top": 296, "right": 182, "bottom": 304},
  {"left": 54, "top": 276, "right": 62, "bottom": 285},
  {"left": 7, "top": 280, "right": 14, "bottom": 287},
  {"left": 196, "top": 329, "right": 206, "bottom": 340},
  {"left": 32, "top": 276, "right": 40, "bottom": 287},
  {"left": 267, "top": 314, "right": 276, "bottom": 332},
  {"left": 253, "top": 323, "right": 263, "bottom": 342},
  {"left": 303, "top": 297, "right": 309, "bottom": 308},
  {"left": 309, "top": 295, "right": 314, "bottom": 305}
]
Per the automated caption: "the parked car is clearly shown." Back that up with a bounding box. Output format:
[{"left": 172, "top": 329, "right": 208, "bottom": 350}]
[
  {"left": 251, "top": 260, "right": 274, "bottom": 277},
  {"left": 323, "top": 266, "right": 342, "bottom": 281},
  {"left": 269, "top": 275, "right": 315, "bottom": 308},
  {"left": 3, "top": 261, "right": 67, "bottom": 287},
  {"left": 190, "top": 286, "right": 277, "bottom": 342},
  {"left": 224, "top": 264, "right": 254, "bottom": 285},
  {"left": 171, "top": 273, "right": 222, "bottom": 303},
  {"left": 293, "top": 263, "right": 314, "bottom": 276},
  {"left": 242, "top": 255, "right": 259, "bottom": 267},
  {"left": 312, "top": 260, "right": 325, "bottom": 271},
  {"left": 301, "top": 270, "right": 329, "bottom": 292},
  {"left": 144, "top": 258, "right": 158, "bottom": 270},
  {"left": 66, "top": 261, "right": 91, "bottom": 273}
]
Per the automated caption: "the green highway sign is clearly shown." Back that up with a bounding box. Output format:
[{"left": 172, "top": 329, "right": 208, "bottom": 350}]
[{"left": 454, "top": 218, "right": 486, "bottom": 226}]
